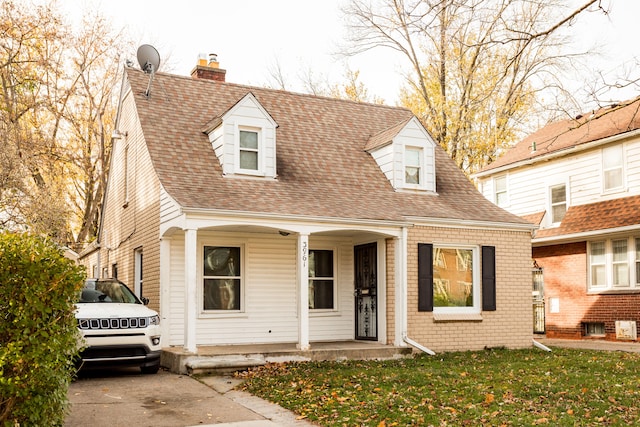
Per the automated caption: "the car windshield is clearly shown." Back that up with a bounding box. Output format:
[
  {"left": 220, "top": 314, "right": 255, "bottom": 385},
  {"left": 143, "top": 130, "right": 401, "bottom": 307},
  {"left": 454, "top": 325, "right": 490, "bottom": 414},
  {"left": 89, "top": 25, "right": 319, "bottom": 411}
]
[{"left": 79, "top": 280, "right": 140, "bottom": 304}]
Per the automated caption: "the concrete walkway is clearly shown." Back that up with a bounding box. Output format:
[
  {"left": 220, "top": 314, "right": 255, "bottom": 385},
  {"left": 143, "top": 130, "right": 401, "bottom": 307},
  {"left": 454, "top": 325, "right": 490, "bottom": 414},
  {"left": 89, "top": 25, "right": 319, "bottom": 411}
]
[
  {"left": 535, "top": 337, "right": 640, "bottom": 353},
  {"left": 66, "top": 367, "right": 317, "bottom": 427}
]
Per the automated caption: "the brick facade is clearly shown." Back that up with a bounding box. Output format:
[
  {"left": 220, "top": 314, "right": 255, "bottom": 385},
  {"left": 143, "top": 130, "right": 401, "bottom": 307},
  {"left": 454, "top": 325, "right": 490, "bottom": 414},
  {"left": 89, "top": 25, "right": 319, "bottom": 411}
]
[
  {"left": 534, "top": 243, "right": 640, "bottom": 341},
  {"left": 398, "top": 225, "right": 533, "bottom": 352}
]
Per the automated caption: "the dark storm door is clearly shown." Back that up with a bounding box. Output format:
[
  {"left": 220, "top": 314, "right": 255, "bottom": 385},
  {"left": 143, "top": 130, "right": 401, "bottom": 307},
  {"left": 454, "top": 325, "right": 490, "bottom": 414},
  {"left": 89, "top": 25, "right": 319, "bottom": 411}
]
[{"left": 355, "top": 242, "right": 378, "bottom": 340}]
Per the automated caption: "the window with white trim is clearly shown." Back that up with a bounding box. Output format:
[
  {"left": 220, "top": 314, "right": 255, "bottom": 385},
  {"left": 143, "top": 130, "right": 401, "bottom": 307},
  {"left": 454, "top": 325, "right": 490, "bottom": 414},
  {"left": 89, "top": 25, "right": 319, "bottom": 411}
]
[
  {"left": 238, "top": 128, "right": 260, "bottom": 172},
  {"left": 203, "top": 246, "right": 241, "bottom": 310},
  {"left": 308, "top": 249, "right": 335, "bottom": 310},
  {"left": 494, "top": 175, "right": 508, "bottom": 207},
  {"left": 588, "top": 237, "right": 640, "bottom": 290},
  {"left": 405, "top": 147, "right": 422, "bottom": 185},
  {"left": 550, "top": 184, "right": 566, "bottom": 223},
  {"left": 603, "top": 145, "right": 624, "bottom": 191},
  {"left": 636, "top": 239, "right": 640, "bottom": 286}
]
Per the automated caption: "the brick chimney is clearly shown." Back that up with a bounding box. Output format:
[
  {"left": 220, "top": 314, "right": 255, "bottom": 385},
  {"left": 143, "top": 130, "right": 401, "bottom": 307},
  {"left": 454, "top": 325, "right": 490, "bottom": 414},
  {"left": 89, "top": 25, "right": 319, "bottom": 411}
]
[{"left": 191, "top": 53, "right": 226, "bottom": 82}]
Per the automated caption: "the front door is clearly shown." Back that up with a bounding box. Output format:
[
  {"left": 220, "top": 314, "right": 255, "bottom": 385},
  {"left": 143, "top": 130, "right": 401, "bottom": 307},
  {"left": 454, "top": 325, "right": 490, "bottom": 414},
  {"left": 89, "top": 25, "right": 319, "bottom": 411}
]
[{"left": 355, "top": 243, "right": 377, "bottom": 340}]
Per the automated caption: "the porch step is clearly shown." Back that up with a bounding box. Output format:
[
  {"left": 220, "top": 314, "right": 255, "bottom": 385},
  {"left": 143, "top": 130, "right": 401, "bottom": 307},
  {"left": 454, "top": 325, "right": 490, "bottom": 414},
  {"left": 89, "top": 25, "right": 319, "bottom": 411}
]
[
  {"left": 162, "top": 342, "right": 414, "bottom": 375},
  {"left": 185, "top": 355, "right": 268, "bottom": 376}
]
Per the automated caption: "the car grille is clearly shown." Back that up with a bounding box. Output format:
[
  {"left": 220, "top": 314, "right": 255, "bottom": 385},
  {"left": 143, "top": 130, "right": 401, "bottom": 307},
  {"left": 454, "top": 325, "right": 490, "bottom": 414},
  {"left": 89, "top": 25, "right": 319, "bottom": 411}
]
[{"left": 78, "top": 317, "right": 149, "bottom": 330}]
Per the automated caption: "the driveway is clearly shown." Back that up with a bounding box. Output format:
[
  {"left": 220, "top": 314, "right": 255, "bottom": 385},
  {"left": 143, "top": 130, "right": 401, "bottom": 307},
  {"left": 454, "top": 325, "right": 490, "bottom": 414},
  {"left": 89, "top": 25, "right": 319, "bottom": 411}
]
[{"left": 66, "top": 367, "right": 316, "bottom": 427}]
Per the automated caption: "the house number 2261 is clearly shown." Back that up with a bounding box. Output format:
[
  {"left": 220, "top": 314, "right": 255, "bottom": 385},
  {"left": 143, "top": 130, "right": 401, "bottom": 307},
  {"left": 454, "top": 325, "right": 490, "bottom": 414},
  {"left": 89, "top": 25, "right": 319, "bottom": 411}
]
[{"left": 302, "top": 241, "right": 308, "bottom": 269}]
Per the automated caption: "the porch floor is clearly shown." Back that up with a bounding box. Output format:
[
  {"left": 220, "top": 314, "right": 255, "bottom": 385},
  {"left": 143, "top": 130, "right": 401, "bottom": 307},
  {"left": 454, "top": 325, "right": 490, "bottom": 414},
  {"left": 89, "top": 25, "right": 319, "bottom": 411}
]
[{"left": 161, "top": 341, "right": 414, "bottom": 375}]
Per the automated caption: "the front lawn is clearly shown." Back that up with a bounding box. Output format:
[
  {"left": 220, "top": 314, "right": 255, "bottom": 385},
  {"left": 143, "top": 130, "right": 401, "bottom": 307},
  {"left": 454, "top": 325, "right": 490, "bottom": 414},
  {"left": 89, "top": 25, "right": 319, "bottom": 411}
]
[{"left": 240, "top": 347, "right": 640, "bottom": 426}]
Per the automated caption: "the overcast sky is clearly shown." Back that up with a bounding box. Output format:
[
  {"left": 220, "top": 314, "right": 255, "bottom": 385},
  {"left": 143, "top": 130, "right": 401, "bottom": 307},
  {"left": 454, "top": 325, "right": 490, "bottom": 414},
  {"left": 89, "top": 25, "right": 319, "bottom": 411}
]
[{"left": 62, "top": 0, "right": 638, "bottom": 106}]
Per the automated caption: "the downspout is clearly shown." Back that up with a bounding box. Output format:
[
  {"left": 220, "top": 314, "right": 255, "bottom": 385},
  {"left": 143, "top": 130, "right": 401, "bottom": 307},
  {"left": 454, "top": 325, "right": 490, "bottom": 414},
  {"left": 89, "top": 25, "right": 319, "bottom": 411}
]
[
  {"left": 400, "top": 226, "right": 436, "bottom": 355},
  {"left": 533, "top": 339, "right": 552, "bottom": 352}
]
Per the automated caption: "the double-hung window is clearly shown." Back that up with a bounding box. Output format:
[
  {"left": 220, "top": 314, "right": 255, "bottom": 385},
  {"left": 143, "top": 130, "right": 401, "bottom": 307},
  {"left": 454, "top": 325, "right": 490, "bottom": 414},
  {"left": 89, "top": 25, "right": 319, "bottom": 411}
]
[
  {"left": 603, "top": 145, "right": 624, "bottom": 191},
  {"left": 550, "top": 184, "right": 567, "bottom": 224},
  {"left": 494, "top": 175, "right": 508, "bottom": 207},
  {"left": 308, "top": 249, "right": 335, "bottom": 310},
  {"left": 588, "top": 237, "right": 640, "bottom": 290},
  {"left": 238, "top": 128, "right": 260, "bottom": 172},
  {"left": 612, "top": 239, "right": 629, "bottom": 287},
  {"left": 203, "top": 246, "right": 241, "bottom": 310},
  {"left": 405, "top": 147, "right": 422, "bottom": 185}
]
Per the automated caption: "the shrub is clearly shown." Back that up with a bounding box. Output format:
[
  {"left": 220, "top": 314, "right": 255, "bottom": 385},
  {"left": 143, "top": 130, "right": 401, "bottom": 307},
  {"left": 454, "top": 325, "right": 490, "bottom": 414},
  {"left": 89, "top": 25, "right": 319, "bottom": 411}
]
[{"left": 0, "top": 232, "right": 85, "bottom": 426}]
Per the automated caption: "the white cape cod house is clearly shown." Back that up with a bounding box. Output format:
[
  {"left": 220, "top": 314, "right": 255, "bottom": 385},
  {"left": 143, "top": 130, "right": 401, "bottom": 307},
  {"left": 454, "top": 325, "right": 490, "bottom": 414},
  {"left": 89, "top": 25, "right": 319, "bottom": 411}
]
[{"left": 79, "top": 58, "right": 535, "bottom": 371}]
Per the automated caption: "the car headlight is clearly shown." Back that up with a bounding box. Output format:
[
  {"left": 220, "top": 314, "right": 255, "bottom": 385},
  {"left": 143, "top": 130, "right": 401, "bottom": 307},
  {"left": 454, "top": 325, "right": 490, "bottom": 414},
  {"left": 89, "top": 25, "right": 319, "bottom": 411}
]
[{"left": 149, "top": 315, "right": 160, "bottom": 326}]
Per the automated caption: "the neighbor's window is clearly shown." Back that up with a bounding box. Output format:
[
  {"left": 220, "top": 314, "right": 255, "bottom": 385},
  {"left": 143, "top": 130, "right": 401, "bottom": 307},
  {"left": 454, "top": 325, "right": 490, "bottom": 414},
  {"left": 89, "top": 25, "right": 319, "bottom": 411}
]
[
  {"left": 433, "top": 247, "right": 477, "bottom": 310},
  {"left": 203, "top": 246, "right": 241, "bottom": 310},
  {"left": 550, "top": 184, "right": 567, "bottom": 223},
  {"left": 494, "top": 175, "right": 508, "bottom": 207},
  {"left": 405, "top": 147, "right": 422, "bottom": 185},
  {"left": 589, "top": 237, "right": 640, "bottom": 290},
  {"left": 584, "top": 322, "right": 605, "bottom": 336},
  {"left": 612, "top": 239, "right": 629, "bottom": 287},
  {"left": 603, "top": 145, "right": 624, "bottom": 191},
  {"left": 239, "top": 129, "right": 259, "bottom": 171},
  {"left": 308, "top": 249, "right": 334, "bottom": 309},
  {"left": 589, "top": 241, "right": 606, "bottom": 288},
  {"left": 636, "top": 238, "right": 640, "bottom": 286}
]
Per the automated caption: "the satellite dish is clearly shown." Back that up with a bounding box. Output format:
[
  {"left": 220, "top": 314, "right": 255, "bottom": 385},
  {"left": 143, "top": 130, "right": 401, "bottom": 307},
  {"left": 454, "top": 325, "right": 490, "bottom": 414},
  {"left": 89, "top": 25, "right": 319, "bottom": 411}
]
[{"left": 137, "top": 44, "right": 160, "bottom": 74}]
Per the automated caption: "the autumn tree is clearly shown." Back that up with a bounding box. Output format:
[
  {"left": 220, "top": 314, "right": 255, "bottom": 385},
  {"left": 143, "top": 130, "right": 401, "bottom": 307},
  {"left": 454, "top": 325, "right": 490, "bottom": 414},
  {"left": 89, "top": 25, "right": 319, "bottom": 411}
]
[
  {"left": 342, "top": 0, "right": 605, "bottom": 174},
  {"left": 0, "top": 1, "right": 128, "bottom": 250},
  {"left": 0, "top": 0, "right": 71, "bottom": 240}
]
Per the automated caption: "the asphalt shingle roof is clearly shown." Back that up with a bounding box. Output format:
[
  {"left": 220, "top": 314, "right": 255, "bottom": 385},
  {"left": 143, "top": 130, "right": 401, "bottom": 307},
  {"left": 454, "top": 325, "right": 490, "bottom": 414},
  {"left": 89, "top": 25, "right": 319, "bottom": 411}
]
[
  {"left": 126, "top": 69, "right": 527, "bottom": 226},
  {"left": 534, "top": 195, "right": 640, "bottom": 239},
  {"left": 481, "top": 97, "right": 640, "bottom": 173}
]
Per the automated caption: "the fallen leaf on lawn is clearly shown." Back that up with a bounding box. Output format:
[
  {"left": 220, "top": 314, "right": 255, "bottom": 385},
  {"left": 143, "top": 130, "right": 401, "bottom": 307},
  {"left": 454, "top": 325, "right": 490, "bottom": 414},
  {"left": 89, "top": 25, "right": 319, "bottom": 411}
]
[{"left": 484, "top": 393, "right": 495, "bottom": 404}]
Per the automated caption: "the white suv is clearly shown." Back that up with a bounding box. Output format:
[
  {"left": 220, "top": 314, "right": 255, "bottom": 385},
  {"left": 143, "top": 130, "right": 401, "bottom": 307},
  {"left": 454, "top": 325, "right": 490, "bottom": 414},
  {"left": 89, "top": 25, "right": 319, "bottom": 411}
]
[{"left": 76, "top": 278, "right": 161, "bottom": 374}]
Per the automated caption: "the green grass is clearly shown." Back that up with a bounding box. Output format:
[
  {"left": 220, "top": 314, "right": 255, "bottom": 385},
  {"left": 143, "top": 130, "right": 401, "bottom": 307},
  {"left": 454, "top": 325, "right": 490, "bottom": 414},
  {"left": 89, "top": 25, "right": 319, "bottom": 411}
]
[{"left": 239, "top": 348, "right": 640, "bottom": 426}]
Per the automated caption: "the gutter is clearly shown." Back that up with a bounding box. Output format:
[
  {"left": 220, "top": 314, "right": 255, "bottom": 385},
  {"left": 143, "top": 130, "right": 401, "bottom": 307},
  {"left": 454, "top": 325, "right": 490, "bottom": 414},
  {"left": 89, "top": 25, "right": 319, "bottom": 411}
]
[{"left": 533, "top": 223, "right": 640, "bottom": 245}]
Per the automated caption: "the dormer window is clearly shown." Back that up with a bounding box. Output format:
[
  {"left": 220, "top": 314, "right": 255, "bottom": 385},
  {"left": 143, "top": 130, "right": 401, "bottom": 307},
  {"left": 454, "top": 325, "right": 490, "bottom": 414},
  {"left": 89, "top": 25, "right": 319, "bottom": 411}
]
[
  {"left": 238, "top": 128, "right": 260, "bottom": 171},
  {"left": 204, "top": 92, "right": 278, "bottom": 179},
  {"left": 405, "top": 147, "right": 422, "bottom": 185},
  {"left": 365, "top": 117, "right": 437, "bottom": 193}
]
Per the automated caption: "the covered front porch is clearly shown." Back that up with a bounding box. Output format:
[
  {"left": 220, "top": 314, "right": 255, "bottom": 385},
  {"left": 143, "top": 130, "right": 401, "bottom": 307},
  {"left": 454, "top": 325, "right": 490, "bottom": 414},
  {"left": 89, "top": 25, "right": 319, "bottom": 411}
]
[
  {"left": 159, "top": 211, "right": 411, "bottom": 358},
  {"left": 161, "top": 340, "right": 414, "bottom": 374}
]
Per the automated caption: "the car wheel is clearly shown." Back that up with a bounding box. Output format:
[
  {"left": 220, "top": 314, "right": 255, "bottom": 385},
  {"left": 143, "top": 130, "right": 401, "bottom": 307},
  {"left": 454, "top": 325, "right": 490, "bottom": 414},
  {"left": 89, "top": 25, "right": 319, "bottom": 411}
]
[{"left": 140, "top": 362, "right": 160, "bottom": 374}]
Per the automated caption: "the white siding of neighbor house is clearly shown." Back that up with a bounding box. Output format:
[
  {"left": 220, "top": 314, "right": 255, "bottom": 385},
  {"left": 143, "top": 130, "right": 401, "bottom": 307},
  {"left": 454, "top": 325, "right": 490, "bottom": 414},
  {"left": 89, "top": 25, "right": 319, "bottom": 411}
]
[
  {"left": 370, "top": 144, "right": 394, "bottom": 184},
  {"left": 166, "top": 231, "right": 356, "bottom": 346},
  {"left": 478, "top": 137, "right": 640, "bottom": 228}
]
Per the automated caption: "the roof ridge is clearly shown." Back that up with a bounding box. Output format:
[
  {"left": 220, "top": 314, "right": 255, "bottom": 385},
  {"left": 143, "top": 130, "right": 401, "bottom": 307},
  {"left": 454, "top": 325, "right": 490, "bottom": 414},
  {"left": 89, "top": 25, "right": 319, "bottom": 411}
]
[{"left": 142, "top": 67, "right": 410, "bottom": 111}]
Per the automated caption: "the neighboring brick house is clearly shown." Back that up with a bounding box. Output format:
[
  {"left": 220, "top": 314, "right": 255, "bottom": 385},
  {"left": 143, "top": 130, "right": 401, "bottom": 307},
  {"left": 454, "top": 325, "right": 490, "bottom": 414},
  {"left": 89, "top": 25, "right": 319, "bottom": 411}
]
[
  {"left": 79, "top": 57, "right": 534, "bottom": 368},
  {"left": 473, "top": 98, "right": 640, "bottom": 340}
]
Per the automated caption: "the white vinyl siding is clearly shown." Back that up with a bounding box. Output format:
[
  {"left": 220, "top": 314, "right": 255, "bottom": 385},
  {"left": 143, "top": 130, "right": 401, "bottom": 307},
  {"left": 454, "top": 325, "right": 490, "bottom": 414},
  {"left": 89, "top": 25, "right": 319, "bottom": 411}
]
[
  {"left": 477, "top": 139, "right": 640, "bottom": 229},
  {"left": 166, "top": 232, "right": 355, "bottom": 345}
]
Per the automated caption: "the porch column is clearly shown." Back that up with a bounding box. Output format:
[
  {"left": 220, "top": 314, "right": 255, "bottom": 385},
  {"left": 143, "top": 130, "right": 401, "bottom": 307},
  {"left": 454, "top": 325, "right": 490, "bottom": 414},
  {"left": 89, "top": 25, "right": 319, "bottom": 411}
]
[
  {"left": 159, "top": 238, "right": 171, "bottom": 347},
  {"left": 184, "top": 228, "right": 197, "bottom": 353},
  {"left": 297, "top": 233, "right": 310, "bottom": 350},
  {"left": 394, "top": 229, "right": 407, "bottom": 347}
]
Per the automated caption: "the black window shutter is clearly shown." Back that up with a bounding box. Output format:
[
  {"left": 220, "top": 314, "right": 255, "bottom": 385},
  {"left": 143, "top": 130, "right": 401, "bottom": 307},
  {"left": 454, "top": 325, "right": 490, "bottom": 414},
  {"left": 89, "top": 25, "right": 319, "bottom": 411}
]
[
  {"left": 418, "top": 243, "right": 433, "bottom": 312},
  {"left": 482, "top": 246, "right": 496, "bottom": 311}
]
